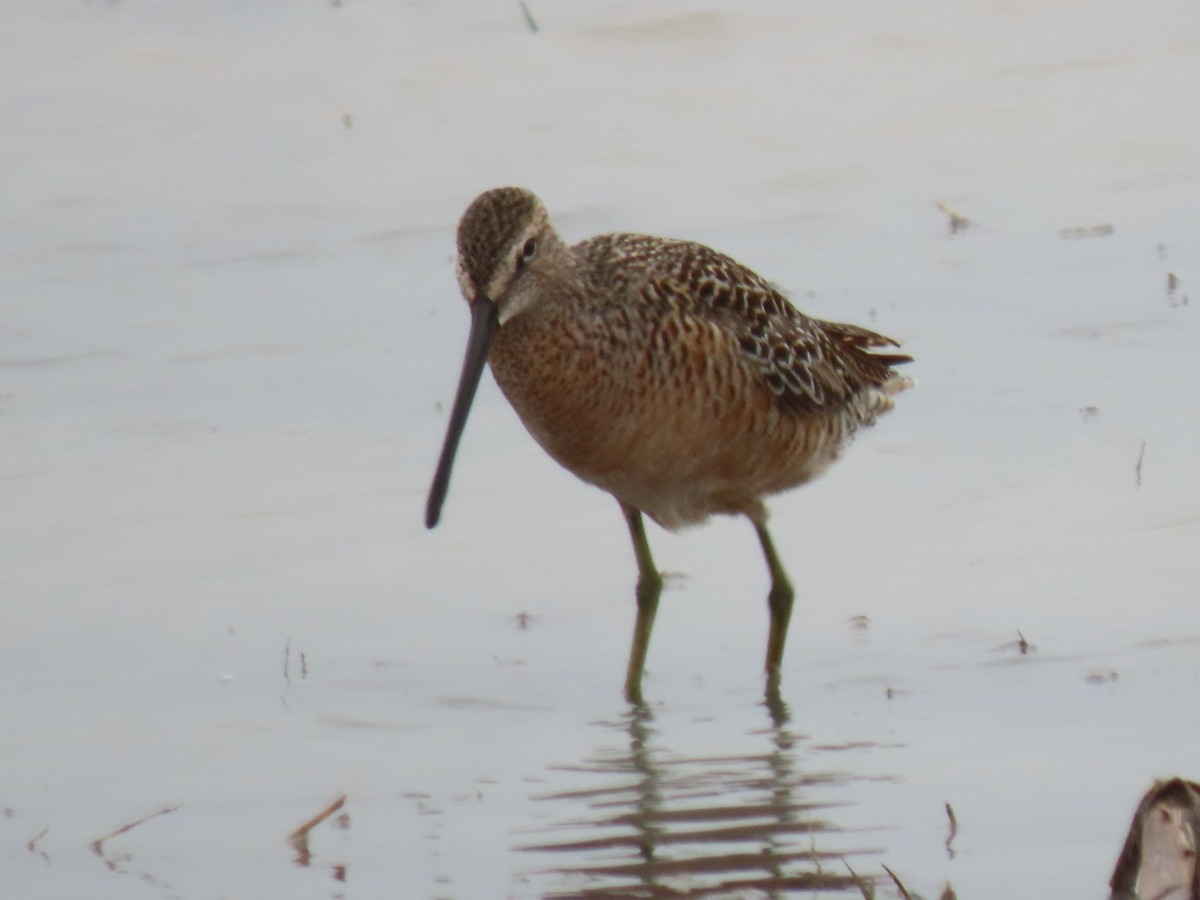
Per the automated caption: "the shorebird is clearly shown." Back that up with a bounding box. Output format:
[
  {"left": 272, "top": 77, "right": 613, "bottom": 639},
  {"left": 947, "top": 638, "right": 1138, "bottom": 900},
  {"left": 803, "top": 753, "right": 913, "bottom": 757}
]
[{"left": 425, "top": 187, "right": 912, "bottom": 702}]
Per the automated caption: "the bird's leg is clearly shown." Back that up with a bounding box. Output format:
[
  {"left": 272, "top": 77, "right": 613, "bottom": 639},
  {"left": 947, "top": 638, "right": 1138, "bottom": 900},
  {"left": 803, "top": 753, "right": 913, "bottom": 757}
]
[
  {"left": 620, "top": 501, "right": 663, "bottom": 705},
  {"left": 754, "top": 520, "right": 795, "bottom": 688}
]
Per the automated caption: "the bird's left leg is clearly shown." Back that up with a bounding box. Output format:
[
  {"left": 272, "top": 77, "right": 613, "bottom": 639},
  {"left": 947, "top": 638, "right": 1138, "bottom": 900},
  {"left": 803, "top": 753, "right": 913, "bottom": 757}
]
[{"left": 620, "top": 501, "right": 662, "bottom": 705}]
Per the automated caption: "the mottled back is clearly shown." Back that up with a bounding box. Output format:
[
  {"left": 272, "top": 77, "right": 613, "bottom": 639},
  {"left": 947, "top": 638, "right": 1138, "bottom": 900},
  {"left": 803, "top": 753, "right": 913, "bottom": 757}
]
[{"left": 574, "top": 233, "right": 912, "bottom": 417}]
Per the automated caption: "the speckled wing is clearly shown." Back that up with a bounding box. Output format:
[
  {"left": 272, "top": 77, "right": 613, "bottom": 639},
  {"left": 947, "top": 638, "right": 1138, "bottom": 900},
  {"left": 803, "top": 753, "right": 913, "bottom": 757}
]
[
  {"left": 751, "top": 317, "right": 914, "bottom": 416},
  {"left": 584, "top": 234, "right": 912, "bottom": 416}
]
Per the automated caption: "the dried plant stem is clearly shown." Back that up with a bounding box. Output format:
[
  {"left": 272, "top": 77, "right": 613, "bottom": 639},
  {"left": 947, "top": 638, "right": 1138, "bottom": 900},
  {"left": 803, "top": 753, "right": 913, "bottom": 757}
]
[
  {"left": 91, "top": 805, "right": 181, "bottom": 856},
  {"left": 288, "top": 794, "right": 347, "bottom": 843}
]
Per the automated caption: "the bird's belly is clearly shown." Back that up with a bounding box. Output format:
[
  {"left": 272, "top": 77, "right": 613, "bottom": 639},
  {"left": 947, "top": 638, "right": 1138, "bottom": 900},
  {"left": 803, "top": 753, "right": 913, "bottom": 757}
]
[
  {"left": 586, "top": 413, "right": 843, "bottom": 530},
  {"left": 495, "top": 359, "right": 844, "bottom": 530}
]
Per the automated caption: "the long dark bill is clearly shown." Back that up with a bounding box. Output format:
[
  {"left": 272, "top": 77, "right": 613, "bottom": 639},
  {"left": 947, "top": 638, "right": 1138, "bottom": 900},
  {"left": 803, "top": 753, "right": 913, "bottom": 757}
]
[{"left": 425, "top": 298, "right": 500, "bottom": 528}]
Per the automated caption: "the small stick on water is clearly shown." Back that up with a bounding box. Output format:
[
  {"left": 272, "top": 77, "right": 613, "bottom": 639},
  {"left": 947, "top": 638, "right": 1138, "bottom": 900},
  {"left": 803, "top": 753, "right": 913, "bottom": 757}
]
[
  {"left": 288, "top": 794, "right": 346, "bottom": 867},
  {"left": 945, "top": 801, "right": 958, "bottom": 856},
  {"left": 91, "top": 805, "right": 181, "bottom": 856},
  {"left": 1134, "top": 441, "right": 1147, "bottom": 487},
  {"left": 27, "top": 826, "right": 49, "bottom": 857},
  {"left": 935, "top": 202, "right": 971, "bottom": 235},
  {"left": 883, "top": 864, "right": 914, "bottom": 900},
  {"left": 289, "top": 794, "right": 347, "bottom": 844},
  {"left": 519, "top": 1, "right": 539, "bottom": 33}
]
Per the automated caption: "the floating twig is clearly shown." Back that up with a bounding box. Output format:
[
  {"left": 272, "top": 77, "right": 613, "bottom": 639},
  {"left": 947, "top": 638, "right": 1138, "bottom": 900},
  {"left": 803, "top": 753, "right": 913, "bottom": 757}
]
[
  {"left": 27, "top": 826, "right": 49, "bottom": 859},
  {"left": 998, "top": 629, "right": 1036, "bottom": 655},
  {"left": 945, "top": 801, "right": 958, "bottom": 857},
  {"left": 289, "top": 794, "right": 346, "bottom": 842},
  {"left": 1165, "top": 271, "right": 1187, "bottom": 306},
  {"left": 288, "top": 794, "right": 347, "bottom": 866},
  {"left": 283, "top": 641, "right": 308, "bottom": 682},
  {"left": 935, "top": 202, "right": 971, "bottom": 235},
  {"left": 1134, "top": 441, "right": 1147, "bottom": 487},
  {"left": 91, "top": 805, "right": 181, "bottom": 857},
  {"left": 518, "top": 1, "right": 539, "bottom": 33}
]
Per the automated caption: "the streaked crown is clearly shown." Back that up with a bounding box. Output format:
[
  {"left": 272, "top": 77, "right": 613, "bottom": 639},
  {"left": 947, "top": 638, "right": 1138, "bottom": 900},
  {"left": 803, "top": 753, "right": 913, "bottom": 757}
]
[{"left": 456, "top": 187, "right": 546, "bottom": 299}]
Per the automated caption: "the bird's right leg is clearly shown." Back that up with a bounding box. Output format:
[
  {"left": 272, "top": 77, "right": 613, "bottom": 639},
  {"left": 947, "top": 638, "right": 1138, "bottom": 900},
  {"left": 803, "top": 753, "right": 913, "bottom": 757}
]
[
  {"left": 754, "top": 519, "right": 795, "bottom": 692},
  {"left": 620, "top": 501, "right": 663, "bottom": 705}
]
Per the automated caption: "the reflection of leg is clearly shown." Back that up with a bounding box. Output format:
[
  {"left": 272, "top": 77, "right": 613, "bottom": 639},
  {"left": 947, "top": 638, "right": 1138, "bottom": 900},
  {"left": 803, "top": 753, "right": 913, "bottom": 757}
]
[
  {"left": 621, "top": 502, "right": 663, "bottom": 704},
  {"left": 763, "top": 678, "right": 791, "bottom": 728},
  {"left": 754, "top": 520, "right": 795, "bottom": 688}
]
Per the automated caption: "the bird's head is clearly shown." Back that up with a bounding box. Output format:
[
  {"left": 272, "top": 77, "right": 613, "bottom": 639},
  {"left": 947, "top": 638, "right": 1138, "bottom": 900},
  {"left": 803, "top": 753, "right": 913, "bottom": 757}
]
[
  {"left": 455, "top": 186, "right": 564, "bottom": 325},
  {"left": 426, "top": 187, "right": 561, "bottom": 529}
]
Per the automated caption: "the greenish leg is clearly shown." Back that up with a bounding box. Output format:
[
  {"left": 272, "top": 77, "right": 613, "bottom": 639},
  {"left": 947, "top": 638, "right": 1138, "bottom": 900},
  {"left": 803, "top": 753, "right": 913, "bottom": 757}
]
[
  {"left": 754, "top": 520, "right": 795, "bottom": 688},
  {"left": 620, "top": 502, "right": 663, "bottom": 705}
]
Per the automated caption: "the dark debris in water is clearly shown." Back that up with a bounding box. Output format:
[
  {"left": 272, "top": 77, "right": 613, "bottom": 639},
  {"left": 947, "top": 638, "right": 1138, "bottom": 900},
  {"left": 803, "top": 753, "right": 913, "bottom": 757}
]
[{"left": 1110, "top": 778, "right": 1200, "bottom": 900}]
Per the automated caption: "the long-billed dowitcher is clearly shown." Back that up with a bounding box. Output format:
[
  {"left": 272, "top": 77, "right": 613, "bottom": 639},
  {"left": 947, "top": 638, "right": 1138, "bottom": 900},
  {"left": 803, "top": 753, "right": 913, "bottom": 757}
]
[{"left": 426, "top": 187, "right": 912, "bottom": 702}]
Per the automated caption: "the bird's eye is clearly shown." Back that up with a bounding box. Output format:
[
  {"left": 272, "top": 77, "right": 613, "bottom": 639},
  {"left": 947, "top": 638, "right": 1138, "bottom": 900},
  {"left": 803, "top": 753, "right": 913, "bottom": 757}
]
[{"left": 520, "top": 238, "right": 537, "bottom": 263}]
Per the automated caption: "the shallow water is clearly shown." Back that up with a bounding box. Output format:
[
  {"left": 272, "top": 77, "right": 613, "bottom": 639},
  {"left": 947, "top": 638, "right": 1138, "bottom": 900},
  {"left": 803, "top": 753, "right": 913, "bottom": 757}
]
[{"left": 3, "top": 1, "right": 1200, "bottom": 897}]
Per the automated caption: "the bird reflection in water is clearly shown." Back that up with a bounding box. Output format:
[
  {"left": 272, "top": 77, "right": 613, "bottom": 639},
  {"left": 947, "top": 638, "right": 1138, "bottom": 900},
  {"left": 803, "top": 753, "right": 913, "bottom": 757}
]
[{"left": 516, "top": 696, "right": 888, "bottom": 897}]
